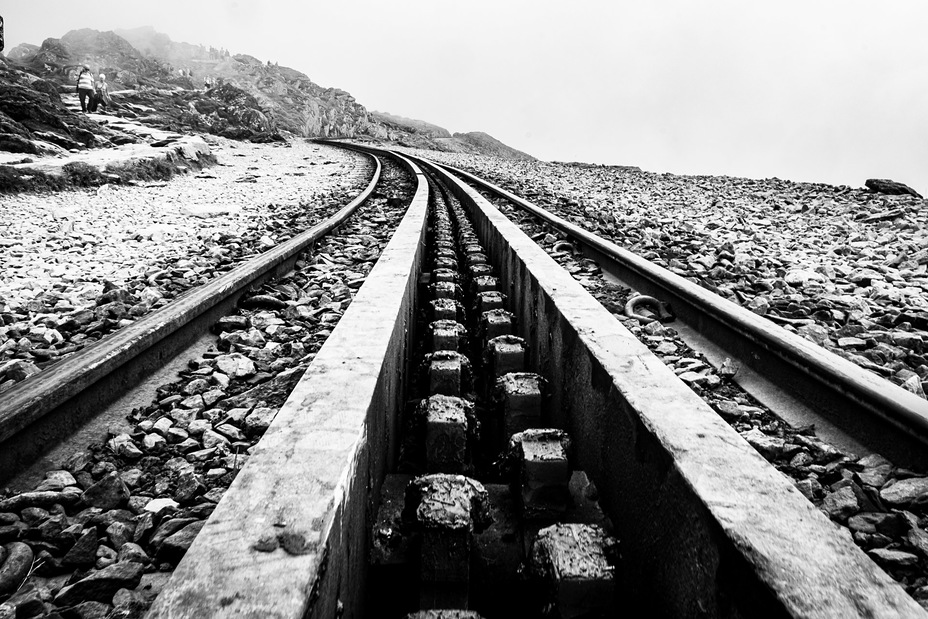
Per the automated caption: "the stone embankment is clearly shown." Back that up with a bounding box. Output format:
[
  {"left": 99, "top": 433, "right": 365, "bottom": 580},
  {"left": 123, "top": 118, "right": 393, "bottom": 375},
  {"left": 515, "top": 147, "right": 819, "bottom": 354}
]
[{"left": 0, "top": 139, "right": 370, "bottom": 392}]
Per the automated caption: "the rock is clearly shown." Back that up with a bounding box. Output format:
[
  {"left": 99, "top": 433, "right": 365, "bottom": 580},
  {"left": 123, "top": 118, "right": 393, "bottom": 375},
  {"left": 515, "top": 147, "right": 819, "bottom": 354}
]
[
  {"left": 822, "top": 487, "right": 859, "bottom": 521},
  {"left": 856, "top": 454, "right": 894, "bottom": 487},
  {"left": 3, "top": 583, "right": 44, "bottom": 619},
  {"left": 0, "top": 542, "right": 33, "bottom": 595},
  {"left": 166, "top": 427, "right": 189, "bottom": 443},
  {"left": 214, "top": 316, "right": 249, "bottom": 333},
  {"left": 157, "top": 520, "right": 205, "bottom": 562},
  {"left": 243, "top": 406, "right": 277, "bottom": 435},
  {"left": 34, "top": 469, "right": 77, "bottom": 492},
  {"left": 186, "top": 419, "right": 211, "bottom": 436},
  {"left": 865, "top": 178, "right": 923, "bottom": 198},
  {"left": 902, "top": 375, "right": 927, "bottom": 398},
  {"left": 107, "top": 434, "right": 143, "bottom": 459},
  {"left": 133, "top": 513, "right": 155, "bottom": 545},
  {"left": 81, "top": 472, "right": 130, "bottom": 510},
  {"left": 118, "top": 542, "right": 150, "bottom": 564},
  {"left": 182, "top": 377, "right": 211, "bottom": 395},
  {"left": 0, "top": 490, "right": 79, "bottom": 512},
  {"left": 69, "top": 601, "right": 112, "bottom": 619},
  {"left": 214, "top": 353, "right": 256, "bottom": 378},
  {"left": 713, "top": 400, "right": 743, "bottom": 421},
  {"left": 173, "top": 472, "right": 205, "bottom": 504},
  {"left": 213, "top": 423, "right": 246, "bottom": 442},
  {"left": 143, "top": 498, "right": 179, "bottom": 514},
  {"left": 867, "top": 547, "right": 920, "bottom": 568},
  {"left": 794, "top": 478, "right": 820, "bottom": 501},
  {"left": 1, "top": 360, "right": 40, "bottom": 381},
  {"left": 151, "top": 417, "right": 173, "bottom": 436},
  {"left": 62, "top": 528, "right": 99, "bottom": 566},
  {"left": 784, "top": 269, "right": 823, "bottom": 287},
  {"left": 847, "top": 512, "right": 903, "bottom": 536},
  {"left": 65, "top": 451, "right": 95, "bottom": 474},
  {"left": 106, "top": 521, "right": 135, "bottom": 548},
  {"left": 142, "top": 433, "right": 167, "bottom": 453},
  {"left": 53, "top": 561, "right": 145, "bottom": 605},
  {"left": 201, "top": 428, "right": 230, "bottom": 450},
  {"left": 789, "top": 451, "right": 814, "bottom": 468},
  {"left": 880, "top": 477, "right": 928, "bottom": 508},
  {"left": 740, "top": 428, "right": 784, "bottom": 459},
  {"left": 149, "top": 518, "right": 198, "bottom": 549}
]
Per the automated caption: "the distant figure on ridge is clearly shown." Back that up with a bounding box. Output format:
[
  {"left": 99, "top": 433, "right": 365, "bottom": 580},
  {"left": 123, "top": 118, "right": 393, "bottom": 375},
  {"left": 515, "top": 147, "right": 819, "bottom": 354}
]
[{"left": 76, "top": 66, "right": 95, "bottom": 113}]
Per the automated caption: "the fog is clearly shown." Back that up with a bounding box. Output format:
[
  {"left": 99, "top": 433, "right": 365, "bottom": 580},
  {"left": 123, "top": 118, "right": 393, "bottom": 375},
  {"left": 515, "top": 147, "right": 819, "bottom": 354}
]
[{"left": 4, "top": 0, "right": 927, "bottom": 192}]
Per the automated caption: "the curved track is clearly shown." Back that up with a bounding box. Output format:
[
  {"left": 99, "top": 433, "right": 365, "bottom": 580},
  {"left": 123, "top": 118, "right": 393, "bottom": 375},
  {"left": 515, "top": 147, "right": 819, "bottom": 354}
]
[{"left": 1, "top": 144, "right": 924, "bottom": 618}]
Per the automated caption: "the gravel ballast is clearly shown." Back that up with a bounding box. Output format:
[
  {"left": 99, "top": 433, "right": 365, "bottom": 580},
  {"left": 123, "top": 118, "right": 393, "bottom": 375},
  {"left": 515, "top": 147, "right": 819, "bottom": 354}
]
[
  {"left": 0, "top": 139, "right": 372, "bottom": 392},
  {"left": 0, "top": 155, "right": 415, "bottom": 618}
]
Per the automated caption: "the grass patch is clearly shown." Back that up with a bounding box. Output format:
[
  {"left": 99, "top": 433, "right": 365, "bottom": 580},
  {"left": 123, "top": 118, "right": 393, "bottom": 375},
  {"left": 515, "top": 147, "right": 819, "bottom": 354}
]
[
  {"left": 62, "top": 161, "right": 104, "bottom": 186},
  {"left": 0, "top": 165, "right": 66, "bottom": 194},
  {"left": 0, "top": 151, "right": 218, "bottom": 194}
]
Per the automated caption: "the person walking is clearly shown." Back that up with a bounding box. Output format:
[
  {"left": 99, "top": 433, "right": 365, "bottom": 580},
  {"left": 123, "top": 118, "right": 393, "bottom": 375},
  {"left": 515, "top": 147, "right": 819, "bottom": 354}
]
[
  {"left": 76, "top": 66, "right": 95, "bottom": 113},
  {"left": 92, "top": 73, "right": 111, "bottom": 113}
]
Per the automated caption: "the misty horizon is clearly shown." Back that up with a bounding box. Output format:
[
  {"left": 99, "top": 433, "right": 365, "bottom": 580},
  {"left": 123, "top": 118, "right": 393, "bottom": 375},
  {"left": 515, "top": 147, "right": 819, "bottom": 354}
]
[{"left": 3, "top": 1, "right": 926, "bottom": 194}]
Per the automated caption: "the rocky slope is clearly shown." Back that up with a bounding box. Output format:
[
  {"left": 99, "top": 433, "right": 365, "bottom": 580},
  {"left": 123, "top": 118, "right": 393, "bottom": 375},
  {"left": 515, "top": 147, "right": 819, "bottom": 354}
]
[
  {"left": 2, "top": 27, "right": 532, "bottom": 157},
  {"left": 371, "top": 111, "right": 534, "bottom": 160}
]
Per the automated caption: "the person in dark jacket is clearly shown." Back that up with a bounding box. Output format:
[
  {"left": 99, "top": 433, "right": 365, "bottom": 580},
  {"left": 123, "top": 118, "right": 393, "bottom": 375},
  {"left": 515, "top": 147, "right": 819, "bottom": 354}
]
[{"left": 76, "top": 67, "right": 95, "bottom": 112}]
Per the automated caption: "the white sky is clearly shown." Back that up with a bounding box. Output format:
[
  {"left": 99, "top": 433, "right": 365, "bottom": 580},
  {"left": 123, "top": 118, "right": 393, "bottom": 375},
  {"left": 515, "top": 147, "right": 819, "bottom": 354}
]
[{"left": 4, "top": 1, "right": 927, "bottom": 192}]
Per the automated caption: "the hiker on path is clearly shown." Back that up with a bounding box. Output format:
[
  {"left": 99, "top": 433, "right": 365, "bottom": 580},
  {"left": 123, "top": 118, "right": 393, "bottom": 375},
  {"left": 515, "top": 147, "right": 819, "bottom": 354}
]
[
  {"left": 76, "top": 66, "right": 95, "bottom": 113},
  {"left": 92, "top": 73, "right": 111, "bottom": 113}
]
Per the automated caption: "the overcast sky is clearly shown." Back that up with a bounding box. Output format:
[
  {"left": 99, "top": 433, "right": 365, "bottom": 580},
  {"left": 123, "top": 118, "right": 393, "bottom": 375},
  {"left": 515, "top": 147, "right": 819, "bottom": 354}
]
[{"left": 4, "top": 1, "right": 927, "bottom": 192}]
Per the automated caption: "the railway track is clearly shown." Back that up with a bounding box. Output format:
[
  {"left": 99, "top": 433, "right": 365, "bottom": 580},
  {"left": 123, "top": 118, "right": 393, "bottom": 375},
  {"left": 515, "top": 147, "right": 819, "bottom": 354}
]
[
  {"left": 0, "top": 152, "right": 382, "bottom": 482},
  {"left": 441, "top": 163, "right": 928, "bottom": 470},
  {"left": 1, "top": 144, "right": 925, "bottom": 618}
]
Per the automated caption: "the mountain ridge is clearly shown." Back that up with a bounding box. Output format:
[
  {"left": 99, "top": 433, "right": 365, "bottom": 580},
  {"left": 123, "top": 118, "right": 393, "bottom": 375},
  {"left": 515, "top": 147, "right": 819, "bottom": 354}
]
[{"left": 1, "top": 27, "right": 534, "bottom": 159}]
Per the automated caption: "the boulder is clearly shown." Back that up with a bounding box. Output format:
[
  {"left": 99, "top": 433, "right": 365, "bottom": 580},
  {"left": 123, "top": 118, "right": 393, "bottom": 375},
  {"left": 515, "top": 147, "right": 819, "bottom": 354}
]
[{"left": 865, "top": 178, "right": 923, "bottom": 199}]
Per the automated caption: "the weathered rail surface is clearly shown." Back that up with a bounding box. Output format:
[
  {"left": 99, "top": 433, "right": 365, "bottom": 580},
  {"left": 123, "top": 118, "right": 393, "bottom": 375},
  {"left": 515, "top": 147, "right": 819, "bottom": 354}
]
[
  {"left": 0, "top": 153, "right": 382, "bottom": 482},
  {"left": 142, "top": 144, "right": 923, "bottom": 618}
]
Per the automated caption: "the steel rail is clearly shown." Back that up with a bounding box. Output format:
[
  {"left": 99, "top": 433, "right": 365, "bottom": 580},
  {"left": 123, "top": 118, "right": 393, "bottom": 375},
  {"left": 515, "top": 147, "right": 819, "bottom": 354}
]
[
  {"left": 439, "top": 162, "right": 928, "bottom": 469},
  {"left": 0, "top": 153, "right": 382, "bottom": 479}
]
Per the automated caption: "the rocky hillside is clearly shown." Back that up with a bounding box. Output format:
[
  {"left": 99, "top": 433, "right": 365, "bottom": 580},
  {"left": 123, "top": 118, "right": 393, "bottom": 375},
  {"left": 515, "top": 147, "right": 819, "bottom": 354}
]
[
  {"left": 440, "top": 131, "right": 535, "bottom": 160},
  {"left": 1, "top": 27, "right": 533, "bottom": 157},
  {"left": 372, "top": 111, "right": 453, "bottom": 139},
  {"left": 371, "top": 112, "right": 534, "bottom": 160}
]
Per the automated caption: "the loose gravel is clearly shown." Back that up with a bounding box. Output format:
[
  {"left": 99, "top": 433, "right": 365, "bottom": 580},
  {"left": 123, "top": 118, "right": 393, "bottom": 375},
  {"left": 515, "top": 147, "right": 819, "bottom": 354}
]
[
  {"left": 0, "top": 139, "right": 372, "bottom": 392},
  {"left": 0, "top": 156, "right": 415, "bottom": 618}
]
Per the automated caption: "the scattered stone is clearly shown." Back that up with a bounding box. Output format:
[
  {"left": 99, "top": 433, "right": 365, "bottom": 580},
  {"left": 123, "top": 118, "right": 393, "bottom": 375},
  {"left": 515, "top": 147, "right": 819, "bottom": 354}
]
[
  {"left": 53, "top": 561, "right": 145, "bottom": 605},
  {"left": 880, "top": 478, "right": 928, "bottom": 508},
  {"left": 0, "top": 542, "right": 33, "bottom": 595},
  {"left": 157, "top": 521, "right": 205, "bottom": 561},
  {"left": 822, "top": 487, "right": 859, "bottom": 521},
  {"left": 81, "top": 472, "right": 130, "bottom": 510}
]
